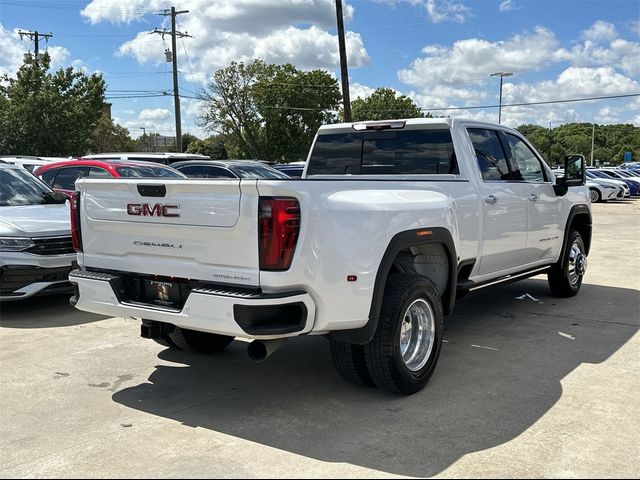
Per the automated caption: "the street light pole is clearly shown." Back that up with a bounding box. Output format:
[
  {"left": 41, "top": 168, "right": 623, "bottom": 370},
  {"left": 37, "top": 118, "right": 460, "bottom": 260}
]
[
  {"left": 590, "top": 122, "right": 595, "bottom": 167},
  {"left": 490, "top": 72, "right": 513, "bottom": 124}
]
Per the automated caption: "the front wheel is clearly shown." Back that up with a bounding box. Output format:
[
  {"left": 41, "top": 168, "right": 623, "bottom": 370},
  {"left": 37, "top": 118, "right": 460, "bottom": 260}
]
[
  {"left": 548, "top": 230, "right": 587, "bottom": 297},
  {"left": 589, "top": 188, "right": 601, "bottom": 203},
  {"left": 167, "top": 326, "right": 234, "bottom": 354},
  {"left": 364, "top": 274, "right": 444, "bottom": 395}
]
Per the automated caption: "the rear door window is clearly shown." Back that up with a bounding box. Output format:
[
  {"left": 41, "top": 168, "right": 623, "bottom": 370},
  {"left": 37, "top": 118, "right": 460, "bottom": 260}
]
[
  {"left": 178, "top": 165, "right": 206, "bottom": 178},
  {"left": 40, "top": 168, "right": 59, "bottom": 187},
  {"left": 88, "top": 167, "right": 112, "bottom": 178},
  {"left": 206, "top": 166, "right": 237, "bottom": 178},
  {"left": 53, "top": 166, "right": 89, "bottom": 190},
  {"left": 307, "top": 129, "right": 458, "bottom": 175}
]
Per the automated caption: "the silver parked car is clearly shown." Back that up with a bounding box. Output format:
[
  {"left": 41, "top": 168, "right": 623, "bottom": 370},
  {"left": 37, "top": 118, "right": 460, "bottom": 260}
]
[{"left": 0, "top": 163, "right": 76, "bottom": 300}]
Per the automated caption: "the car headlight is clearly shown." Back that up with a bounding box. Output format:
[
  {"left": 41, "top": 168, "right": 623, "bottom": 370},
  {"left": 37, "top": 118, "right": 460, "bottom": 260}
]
[{"left": 0, "top": 237, "right": 35, "bottom": 252}]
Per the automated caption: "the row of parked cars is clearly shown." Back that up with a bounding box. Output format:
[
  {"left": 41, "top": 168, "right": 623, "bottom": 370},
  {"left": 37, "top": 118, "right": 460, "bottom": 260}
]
[
  {"left": 0, "top": 153, "right": 305, "bottom": 301},
  {"left": 553, "top": 164, "right": 640, "bottom": 202},
  {"left": 0, "top": 150, "right": 637, "bottom": 301}
]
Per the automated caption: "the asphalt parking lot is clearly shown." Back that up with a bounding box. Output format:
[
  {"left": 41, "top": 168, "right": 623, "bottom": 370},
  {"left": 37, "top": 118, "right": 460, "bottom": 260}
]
[{"left": 1, "top": 200, "right": 639, "bottom": 479}]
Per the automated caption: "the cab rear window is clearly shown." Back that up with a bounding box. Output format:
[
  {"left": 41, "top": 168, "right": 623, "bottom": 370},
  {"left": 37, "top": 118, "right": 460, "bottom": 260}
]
[{"left": 307, "top": 129, "right": 458, "bottom": 175}]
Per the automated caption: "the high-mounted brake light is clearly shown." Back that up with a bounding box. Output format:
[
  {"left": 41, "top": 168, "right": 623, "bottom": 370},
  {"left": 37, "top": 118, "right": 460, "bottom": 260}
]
[
  {"left": 70, "top": 191, "right": 83, "bottom": 252},
  {"left": 258, "top": 197, "right": 300, "bottom": 271},
  {"left": 352, "top": 120, "right": 406, "bottom": 131}
]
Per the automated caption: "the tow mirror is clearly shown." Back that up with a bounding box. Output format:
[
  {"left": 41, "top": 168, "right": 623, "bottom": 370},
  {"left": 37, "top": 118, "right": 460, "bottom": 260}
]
[{"left": 554, "top": 154, "right": 585, "bottom": 196}]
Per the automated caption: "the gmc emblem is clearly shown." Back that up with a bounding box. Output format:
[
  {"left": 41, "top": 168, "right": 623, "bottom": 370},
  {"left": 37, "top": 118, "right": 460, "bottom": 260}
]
[{"left": 127, "top": 203, "right": 180, "bottom": 218}]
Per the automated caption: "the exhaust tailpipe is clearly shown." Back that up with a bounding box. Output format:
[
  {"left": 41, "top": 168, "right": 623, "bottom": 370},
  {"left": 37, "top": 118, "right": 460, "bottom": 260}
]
[{"left": 247, "top": 339, "right": 287, "bottom": 362}]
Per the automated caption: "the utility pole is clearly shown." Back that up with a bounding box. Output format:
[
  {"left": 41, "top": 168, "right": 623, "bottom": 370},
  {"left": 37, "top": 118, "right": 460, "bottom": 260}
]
[
  {"left": 18, "top": 30, "right": 53, "bottom": 65},
  {"left": 335, "top": 0, "right": 352, "bottom": 122},
  {"left": 548, "top": 121, "right": 553, "bottom": 165},
  {"left": 151, "top": 7, "right": 191, "bottom": 152},
  {"left": 490, "top": 72, "right": 513, "bottom": 124},
  {"left": 139, "top": 127, "right": 146, "bottom": 152}
]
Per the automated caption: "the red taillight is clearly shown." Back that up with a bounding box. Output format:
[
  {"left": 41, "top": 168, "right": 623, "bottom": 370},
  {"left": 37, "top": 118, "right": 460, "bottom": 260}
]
[
  {"left": 70, "top": 191, "right": 82, "bottom": 252},
  {"left": 258, "top": 197, "right": 300, "bottom": 271}
]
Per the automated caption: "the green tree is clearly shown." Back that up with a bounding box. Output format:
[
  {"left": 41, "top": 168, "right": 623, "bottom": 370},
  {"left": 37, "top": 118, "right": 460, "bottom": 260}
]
[
  {"left": 0, "top": 52, "right": 106, "bottom": 156},
  {"left": 350, "top": 88, "right": 427, "bottom": 122},
  {"left": 201, "top": 60, "right": 341, "bottom": 162},
  {"left": 186, "top": 135, "right": 228, "bottom": 159},
  {"left": 87, "top": 113, "right": 135, "bottom": 153},
  {"left": 180, "top": 133, "right": 200, "bottom": 153},
  {"left": 518, "top": 122, "right": 640, "bottom": 166}
]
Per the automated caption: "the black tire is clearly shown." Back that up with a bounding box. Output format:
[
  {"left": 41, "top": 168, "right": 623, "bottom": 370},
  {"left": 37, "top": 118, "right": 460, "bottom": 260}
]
[
  {"left": 167, "top": 326, "right": 234, "bottom": 354},
  {"left": 548, "top": 230, "right": 587, "bottom": 297},
  {"left": 329, "top": 340, "right": 376, "bottom": 388},
  {"left": 364, "top": 274, "right": 444, "bottom": 395},
  {"left": 589, "top": 188, "right": 601, "bottom": 203}
]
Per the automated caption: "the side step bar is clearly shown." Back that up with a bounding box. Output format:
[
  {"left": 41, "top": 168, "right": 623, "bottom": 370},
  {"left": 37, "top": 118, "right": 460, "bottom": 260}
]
[{"left": 457, "top": 266, "right": 551, "bottom": 294}]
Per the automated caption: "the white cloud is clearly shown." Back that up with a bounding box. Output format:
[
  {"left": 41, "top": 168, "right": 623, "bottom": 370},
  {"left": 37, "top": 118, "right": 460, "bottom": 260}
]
[
  {"left": 139, "top": 108, "right": 172, "bottom": 121},
  {"left": 499, "top": 0, "right": 515, "bottom": 12},
  {"left": 379, "top": 0, "right": 472, "bottom": 23},
  {"left": 396, "top": 22, "right": 640, "bottom": 126},
  {"left": 47, "top": 46, "right": 71, "bottom": 69},
  {"left": 350, "top": 82, "right": 376, "bottom": 100},
  {"left": 87, "top": 0, "right": 369, "bottom": 76},
  {"left": 424, "top": 0, "right": 471, "bottom": 23},
  {"left": 398, "top": 26, "right": 561, "bottom": 88},
  {"left": 630, "top": 20, "right": 640, "bottom": 36},
  {"left": 582, "top": 20, "right": 618, "bottom": 42},
  {"left": 595, "top": 106, "right": 622, "bottom": 124},
  {"left": 0, "top": 25, "right": 26, "bottom": 77},
  {"left": 81, "top": 0, "right": 166, "bottom": 25}
]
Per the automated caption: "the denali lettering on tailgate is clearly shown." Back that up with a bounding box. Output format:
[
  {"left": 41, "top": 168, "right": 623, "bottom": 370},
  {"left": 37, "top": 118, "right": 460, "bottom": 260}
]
[{"left": 127, "top": 203, "right": 180, "bottom": 217}]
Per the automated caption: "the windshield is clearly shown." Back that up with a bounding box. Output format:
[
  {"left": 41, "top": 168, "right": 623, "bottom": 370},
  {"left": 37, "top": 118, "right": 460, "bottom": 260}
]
[
  {"left": 0, "top": 168, "right": 53, "bottom": 207},
  {"left": 230, "top": 164, "right": 290, "bottom": 179},
  {"left": 114, "top": 165, "right": 185, "bottom": 178}
]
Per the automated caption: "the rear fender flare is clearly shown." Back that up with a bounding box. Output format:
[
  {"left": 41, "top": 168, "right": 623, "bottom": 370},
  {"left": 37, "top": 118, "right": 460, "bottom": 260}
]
[{"left": 329, "top": 227, "right": 457, "bottom": 345}]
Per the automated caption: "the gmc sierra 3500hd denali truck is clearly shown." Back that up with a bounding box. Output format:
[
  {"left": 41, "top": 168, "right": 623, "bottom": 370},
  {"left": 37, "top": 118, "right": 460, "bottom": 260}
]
[{"left": 69, "top": 118, "right": 591, "bottom": 395}]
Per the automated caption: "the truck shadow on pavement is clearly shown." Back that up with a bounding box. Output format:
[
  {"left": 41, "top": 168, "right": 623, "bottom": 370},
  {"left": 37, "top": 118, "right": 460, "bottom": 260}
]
[
  {"left": 113, "top": 279, "right": 639, "bottom": 477},
  {"left": 0, "top": 294, "right": 107, "bottom": 328}
]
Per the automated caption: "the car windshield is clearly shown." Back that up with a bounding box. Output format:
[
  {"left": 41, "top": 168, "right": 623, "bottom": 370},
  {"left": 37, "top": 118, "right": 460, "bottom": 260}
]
[
  {"left": 230, "top": 164, "right": 290, "bottom": 179},
  {"left": 0, "top": 168, "right": 53, "bottom": 207},
  {"left": 114, "top": 165, "right": 185, "bottom": 178}
]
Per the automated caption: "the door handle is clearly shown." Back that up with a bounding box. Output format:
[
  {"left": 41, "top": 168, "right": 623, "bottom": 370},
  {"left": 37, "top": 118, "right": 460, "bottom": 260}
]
[
  {"left": 484, "top": 195, "right": 497, "bottom": 205},
  {"left": 528, "top": 194, "right": 540, "bottom": 202}
]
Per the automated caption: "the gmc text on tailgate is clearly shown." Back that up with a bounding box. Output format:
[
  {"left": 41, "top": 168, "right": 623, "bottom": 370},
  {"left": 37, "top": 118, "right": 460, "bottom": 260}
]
[{"left": 69, "top": 118, "right": 591, "bottom": 395}]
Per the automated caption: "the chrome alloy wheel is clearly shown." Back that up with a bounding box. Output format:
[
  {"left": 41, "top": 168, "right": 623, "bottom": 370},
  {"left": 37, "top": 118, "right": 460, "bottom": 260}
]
[
  {"left": 399, "top": 299, "right": 435, "bottom": 372},
  {"left": 589, "top": 189, "right": 600, "bottom": 203},
  {"left": 567, "top": 241, "right": 587, "bottom": 286}
]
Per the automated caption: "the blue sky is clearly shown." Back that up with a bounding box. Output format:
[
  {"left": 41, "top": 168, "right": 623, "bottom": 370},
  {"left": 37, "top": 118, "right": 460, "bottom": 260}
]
[{"left": 1, "top": 0, "right": 639, "bottom": 140}]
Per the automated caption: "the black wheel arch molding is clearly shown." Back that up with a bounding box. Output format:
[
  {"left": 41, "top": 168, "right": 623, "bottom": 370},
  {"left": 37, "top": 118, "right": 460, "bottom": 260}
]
[
  {"left": 560, "top": 204, "right": 592, "bottom": 269},
  {"left": 329, "top": 227, "right": 457, "bottom": 345}
]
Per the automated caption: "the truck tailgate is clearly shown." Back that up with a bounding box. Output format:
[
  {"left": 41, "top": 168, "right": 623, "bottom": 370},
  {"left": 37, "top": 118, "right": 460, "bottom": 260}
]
[{"left": 76, "top": 178, "right": 260, "bottom": 286}]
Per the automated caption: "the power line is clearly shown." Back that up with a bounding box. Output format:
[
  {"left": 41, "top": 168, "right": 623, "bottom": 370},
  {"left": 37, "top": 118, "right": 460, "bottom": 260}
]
[
  {"left": 178, "top": 92, "right": 640, "bottom": 113},
  {"left": 423, "top": 93, "right": 640, "bottom": 112}
]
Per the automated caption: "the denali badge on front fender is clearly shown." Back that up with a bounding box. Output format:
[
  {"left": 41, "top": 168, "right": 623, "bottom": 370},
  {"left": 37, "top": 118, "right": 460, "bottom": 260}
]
[{"left": 127, "top": 203, "right": 180, "bottom": 217}]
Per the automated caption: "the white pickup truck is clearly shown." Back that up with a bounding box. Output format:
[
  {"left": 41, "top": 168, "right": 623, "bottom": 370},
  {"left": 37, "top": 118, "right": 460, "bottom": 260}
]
[{"left": 69, "top": 118, "right": 591, "bottom": 395}]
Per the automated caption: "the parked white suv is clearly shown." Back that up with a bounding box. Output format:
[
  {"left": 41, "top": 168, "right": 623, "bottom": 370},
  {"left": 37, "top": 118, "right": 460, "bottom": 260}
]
[{"left": 0, "top": 163, "right": 76, "bottom": 300}]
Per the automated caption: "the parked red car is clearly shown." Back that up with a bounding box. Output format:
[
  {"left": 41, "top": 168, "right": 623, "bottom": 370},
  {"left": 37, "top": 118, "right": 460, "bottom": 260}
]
[{"left": 34, "top": 159, "right": 185, "bottom": 196}]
